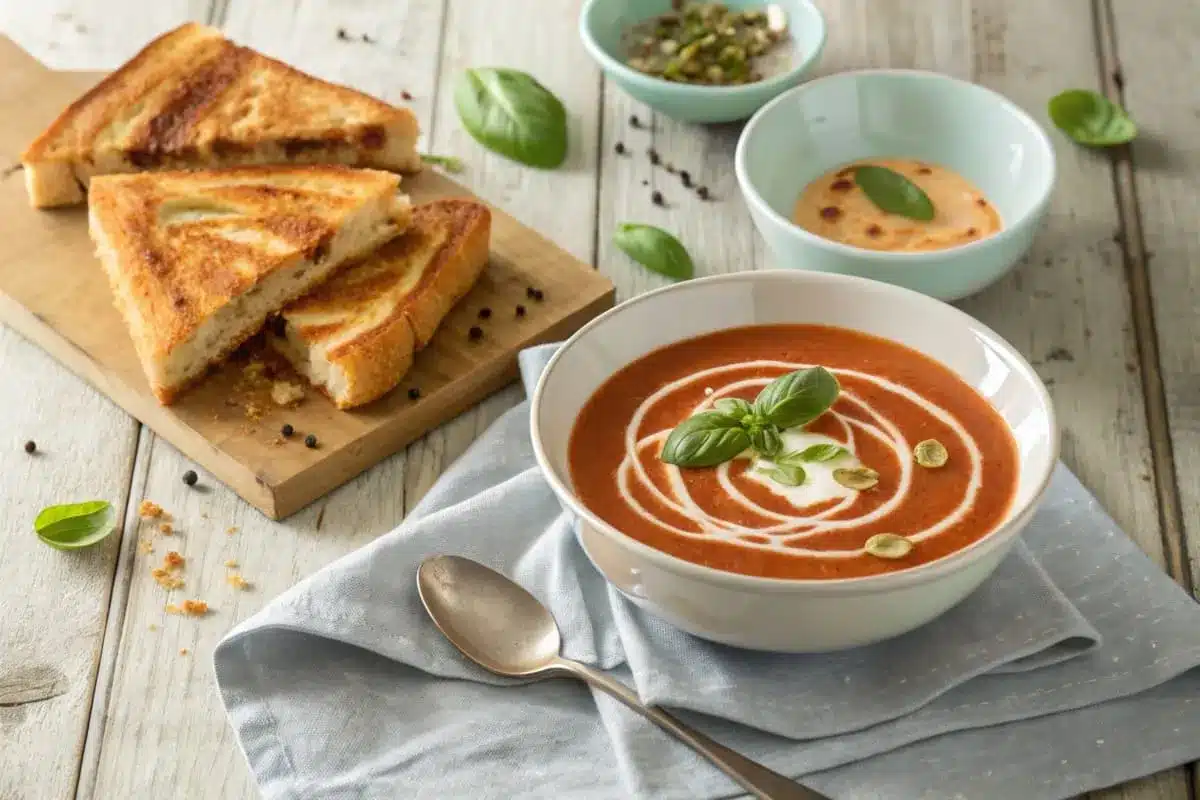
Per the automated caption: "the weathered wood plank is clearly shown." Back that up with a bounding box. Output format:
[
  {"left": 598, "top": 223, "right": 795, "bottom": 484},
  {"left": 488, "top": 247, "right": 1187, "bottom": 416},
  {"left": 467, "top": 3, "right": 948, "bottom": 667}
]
[
  {"left": 0, "top": 0, "right": 210, "bottom": 70},
  {"left": 83, "top": 0, "right": 604, "bottom": 797}
]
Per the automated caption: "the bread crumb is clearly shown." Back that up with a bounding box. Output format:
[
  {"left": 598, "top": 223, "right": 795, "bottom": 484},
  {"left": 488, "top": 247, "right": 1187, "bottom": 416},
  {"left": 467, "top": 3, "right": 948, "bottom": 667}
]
[
  {"left": 200, "top": 512, "right": 209, "bottom": 519},
  {"left": 179, "top": 648, "right": 189, "bottom": 656},
  {"left": 166, "top": 600, "right": 209, "bottom": 616},
  {"left": 139, "top": 500, "right": 164, "bottom": 518},
  {"left": 224, "top": 559, "right": 238, "bottom": 568},
  {"left": 244, "top": 402, "right": 264, "bottom": 421},
  {"left": 227, "top": 573, "right": 252, "bottom": 591},
  {"left": 159, "top": 522, "right": 173, "bottom": 535},
  {"left": 226, "top": 526, "right": 239, "bottom": 535},
  {"left": 271, "top": 380, "right": 305, "bottom": 407},
  {"left": 148, "top": 623, "right": 158, "bottom": 631},
  {"left": 138, "top": 539, "right": 155, "bottom": 555},
  {"left": 242, "top": 361, "right": 267, "bottom": 383},
  {"left": 152, "top": 551, "right": 186, "bottom": 590}
]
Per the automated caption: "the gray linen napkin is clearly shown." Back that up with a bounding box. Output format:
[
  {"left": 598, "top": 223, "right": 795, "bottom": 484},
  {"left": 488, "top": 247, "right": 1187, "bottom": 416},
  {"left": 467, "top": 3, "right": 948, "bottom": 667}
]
[{"left": 215, "top": 345, "right": 1200, "bottom": 800}]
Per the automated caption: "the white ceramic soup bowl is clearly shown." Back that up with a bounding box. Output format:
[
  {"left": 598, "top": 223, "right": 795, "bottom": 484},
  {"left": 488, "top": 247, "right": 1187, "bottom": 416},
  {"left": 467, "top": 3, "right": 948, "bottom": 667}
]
[
  {"left": 735, "top": 70, "right": 1056, "bottom": 302},
  {"left": 530, "top": 271, "right": 1058, "bottom": 652}
]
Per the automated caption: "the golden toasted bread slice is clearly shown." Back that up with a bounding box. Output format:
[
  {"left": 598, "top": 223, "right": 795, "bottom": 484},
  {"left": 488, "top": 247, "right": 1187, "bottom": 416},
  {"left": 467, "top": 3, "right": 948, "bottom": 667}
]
[
  {"left": 23, "top": 22, "right": 421, "bottom": 208},
  {"left": 88, "top": 165, "right": 412, "bottom": 404},
  {"left": 271, "top": 199, "right": 491, "bottom": 409}
]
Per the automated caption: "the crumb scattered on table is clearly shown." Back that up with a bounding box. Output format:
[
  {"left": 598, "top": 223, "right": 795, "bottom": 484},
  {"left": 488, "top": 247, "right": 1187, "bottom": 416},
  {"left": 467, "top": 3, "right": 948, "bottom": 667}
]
[
  {"left": 148, "top": 623, "right": 157, "bottom": 631},
  {"left": 227, "top": 573, "right": 252, "bottom": 591},
  {"left": 139, "top": 500, "right": 165, "bottom": 518},
  {"left": 271, "top": 380, "right": 305, "bottom": 407},
  {"left": 224, "top": 559, "right": 238, "bottom": 568},
  {"left": 152, "top": 551, "right": 186, "bottom": 590},
  {"left": 159, "top": 522, "right": 173, "bottom": 535},
  {"left": 179, "top": 648, "right": 189, "bottom": 656},
  {"left": 166, "top": 600, "right": 209, "bottom": 616},
  {"left": 226, "top": 526, "right": 239, "bottom": 535},
  {"left": 139, "top": 539, "right": 155, "bottom": 555},
  {"left": 244, "top": 402, "right": 264, "bottom": 421}
]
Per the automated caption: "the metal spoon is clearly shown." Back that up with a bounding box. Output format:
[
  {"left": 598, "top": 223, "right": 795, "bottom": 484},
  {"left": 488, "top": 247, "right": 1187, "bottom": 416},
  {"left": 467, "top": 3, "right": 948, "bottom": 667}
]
[{"left": 417, "top": 555, "right": 829, "bottom": 800}]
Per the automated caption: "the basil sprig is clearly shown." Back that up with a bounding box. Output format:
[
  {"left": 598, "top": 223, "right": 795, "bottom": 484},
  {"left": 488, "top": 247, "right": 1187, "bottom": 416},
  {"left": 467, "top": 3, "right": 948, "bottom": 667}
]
[
  {"left": 454, "top": 68, "right": 568, "bottom": 168},
  {"left": 660, "top": 367, "right": 840, "bottom": 469},
  {"left": 35, "top": 500, "right": 117, "bottom": 550},
  {"left": 853, "top": 165, "right": 935, "bottom": 222},
  {"left": 1047, "top": 89, "right": 1137, "bottom": 147}
]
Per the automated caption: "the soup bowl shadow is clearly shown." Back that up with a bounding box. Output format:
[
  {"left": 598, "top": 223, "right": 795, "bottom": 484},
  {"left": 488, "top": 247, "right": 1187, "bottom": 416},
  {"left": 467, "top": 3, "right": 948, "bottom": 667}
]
[
  {"left": 530, "top": 271, "right": 1058, "bottom": 653},
  {"left": 735, "top": 70, "right": 1057, "bottom": 302}
]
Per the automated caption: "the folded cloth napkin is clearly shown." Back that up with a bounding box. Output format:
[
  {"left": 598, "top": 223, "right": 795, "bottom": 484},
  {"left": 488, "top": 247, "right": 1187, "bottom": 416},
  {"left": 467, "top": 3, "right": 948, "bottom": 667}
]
[{"left": 215, "top": 345, "right": 1200, "bottom": 800}]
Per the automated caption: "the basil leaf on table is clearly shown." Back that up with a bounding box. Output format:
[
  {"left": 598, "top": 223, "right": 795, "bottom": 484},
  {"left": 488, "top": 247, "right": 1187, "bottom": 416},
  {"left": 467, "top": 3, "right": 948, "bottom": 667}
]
[
  {"left": 1047, "top": 89, "right": 1137, "bottom": 146},
  {"left": 453, "top": 68, "right": 568, "bottom": 168},
  {"left": 35, "top": 500, "right": 116, "bottom": 550},
  {"left": 853, "top": 166, "right": 936, "bottom": 221},
  {"left": 660, "top": 412, "right": 750, "bottom": 467},
  {"left": 613, "top": 223, "right": 695, "bottom": 281},
  {"left": 753, "top": 367, "right": 840, "bottom": 429}
]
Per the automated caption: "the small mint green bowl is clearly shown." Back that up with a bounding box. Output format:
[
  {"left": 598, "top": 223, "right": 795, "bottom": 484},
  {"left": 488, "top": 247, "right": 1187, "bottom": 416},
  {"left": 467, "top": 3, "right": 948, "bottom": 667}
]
[
  {"left": 735, "top": 70, "right": 1057, "bottom": 301},
  {"left": 580, "top": 0, "right": 827, "bottom": 124}
]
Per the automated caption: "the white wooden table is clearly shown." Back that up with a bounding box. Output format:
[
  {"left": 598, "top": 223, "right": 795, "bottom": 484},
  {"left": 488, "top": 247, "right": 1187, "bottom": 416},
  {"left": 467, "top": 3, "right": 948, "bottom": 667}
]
[{"left": 1, "top": 2, "right": 1196, "bottom": 798}]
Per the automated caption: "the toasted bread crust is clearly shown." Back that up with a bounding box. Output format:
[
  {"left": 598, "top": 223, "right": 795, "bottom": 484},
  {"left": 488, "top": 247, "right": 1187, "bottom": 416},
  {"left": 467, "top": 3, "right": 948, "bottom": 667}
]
[
  {"left": 88, "top": 165, "right": 411, "bottom": 403},
  {"left": 278, "top": 199, "right": 492, "bottom": 408},
  {"left": 23, "top": 23, "right": 421, "bottom": 207}
]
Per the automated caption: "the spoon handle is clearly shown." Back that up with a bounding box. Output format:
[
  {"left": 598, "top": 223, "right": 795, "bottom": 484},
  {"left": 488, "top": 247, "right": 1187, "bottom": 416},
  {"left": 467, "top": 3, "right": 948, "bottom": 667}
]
[{"left": 558, "top": 659, "right": 830, "bottom": 800}]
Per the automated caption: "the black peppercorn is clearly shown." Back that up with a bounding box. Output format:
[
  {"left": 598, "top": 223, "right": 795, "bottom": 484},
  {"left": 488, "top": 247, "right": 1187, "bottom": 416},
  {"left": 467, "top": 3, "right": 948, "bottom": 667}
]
[
  {"left": 526, "top": 286, "right": 538, "bottom": 299},
  {"left": 280, "top": 424, "right": 294, "bottom": 438},
  {"left": 408, "top": 387, "right": 421, "bottom": 400},
  {"left": 697, "top": 186, "right": 710, "bottom": 200},
  {"left": 629, "top": 114, "right": 641, "bottom": 128},
  {"left": 23, "top": 440, "right": 36, "bottom": 454},
  {"left": 515, "top": 304, "right": 527, "bottom": 317},
  {"left": 304, "top": 434, "right": 318, "bottom": 449},
  {"left": 614, "top": 142, "right": 626, "bottom": 155},
  {"left": 478, "top": 307, "right": 492, "bottom": 319},
  {"left": 666, "top": 163, "right": 675, "bottom": 174},
  {"left": 182, "top": 470, "right": 198, "bottom": 487},
  {"left": 648, "top": 148, "right": 660, "bottom": 165},
  {"left": 336, "top": 28, "right": 349, "bottom": 40},
  {"left": 651, "top": 190, "right": 664, "bottom": 206},
  {"left": 468, "top": 325, "right": 483, "bottom": 340},
  {"left": 532, "top": 289, "right": 545, "bottom": 302},
  {"left": 680, "top": 170, "right": 692, "bottom": 188},
  {"left": 401, "top": 90, "right": 413, "bottom": 101}
]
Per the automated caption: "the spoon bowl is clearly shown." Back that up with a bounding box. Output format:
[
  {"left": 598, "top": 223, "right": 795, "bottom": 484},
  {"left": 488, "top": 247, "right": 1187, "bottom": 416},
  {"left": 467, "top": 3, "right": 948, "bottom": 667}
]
[{"left": 417, "top": 554, "right": 561, "bottom": 677}]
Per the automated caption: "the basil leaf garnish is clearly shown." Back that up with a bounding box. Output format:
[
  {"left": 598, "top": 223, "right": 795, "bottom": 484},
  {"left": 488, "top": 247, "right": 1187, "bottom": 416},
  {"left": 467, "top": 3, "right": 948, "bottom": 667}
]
[
  {"left": 613, "top": 223, "right": 695, "bottom": 281},
  {"left": 749, "top": 425, "right": 783, "bottom": 459},
  {"left": 1047, "top": 89, "right": 1137, "bottom": 147},
  {"left": 853, "top": 166, "right": 935, "bottom": 222},
  {"left": 660, "top": 412, "right": 751, "bottom": 467},
  {"left": 713, "top": 397, "right": 753, "bottom": 419},
  {"left": 759, "top": 464, "right": 806, "bottom": 487},
  {"left": 454, "top": 68, "right": 568, "bottom": 168},
  {"left": 35, "top": 500, "right": 116, "bottom": 550},
  {"left": 753, "top": 367, "right": 840, "bottom": 429},
  {"left": 796, "top": 443, "right": 849, "bottom": 463}
]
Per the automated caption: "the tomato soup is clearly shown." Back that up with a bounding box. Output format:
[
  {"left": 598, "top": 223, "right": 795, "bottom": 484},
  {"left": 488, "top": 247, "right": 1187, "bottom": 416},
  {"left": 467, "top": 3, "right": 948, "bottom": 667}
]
[{"left": 567, "top": 325, "right": 1019, "bottom": 580}]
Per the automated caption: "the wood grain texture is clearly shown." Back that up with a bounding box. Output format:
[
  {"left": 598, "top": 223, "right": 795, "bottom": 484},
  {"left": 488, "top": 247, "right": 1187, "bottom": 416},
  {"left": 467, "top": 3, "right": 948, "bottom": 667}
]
[
  {"left": 0, "top": 35, "right": 613, "bottom": 520},
  {"left": 1108, "top": 0, "right": 1200, "bottom": 596}
]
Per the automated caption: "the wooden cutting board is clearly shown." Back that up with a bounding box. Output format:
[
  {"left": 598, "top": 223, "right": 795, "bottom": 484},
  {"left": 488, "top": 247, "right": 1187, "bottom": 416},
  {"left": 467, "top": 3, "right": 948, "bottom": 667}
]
[{"left": 0, "top": 36, "right": 615, "bottom": 519}]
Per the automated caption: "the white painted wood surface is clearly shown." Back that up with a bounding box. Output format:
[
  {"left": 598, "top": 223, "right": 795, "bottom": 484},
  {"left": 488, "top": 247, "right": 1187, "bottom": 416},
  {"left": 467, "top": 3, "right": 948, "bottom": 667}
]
[{"left": 0, "top": 1, "right": 1194, "bottom": 798}]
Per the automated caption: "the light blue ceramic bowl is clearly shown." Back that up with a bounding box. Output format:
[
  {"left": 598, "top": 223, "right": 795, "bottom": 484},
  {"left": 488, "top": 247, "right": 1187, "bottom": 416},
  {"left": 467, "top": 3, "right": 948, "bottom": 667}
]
[
  {"left": 580, "top": 0, "right": 827, "bottom": 124},
  {"left": 735, "top": 70, "right": 1057, "bottom": 301}
]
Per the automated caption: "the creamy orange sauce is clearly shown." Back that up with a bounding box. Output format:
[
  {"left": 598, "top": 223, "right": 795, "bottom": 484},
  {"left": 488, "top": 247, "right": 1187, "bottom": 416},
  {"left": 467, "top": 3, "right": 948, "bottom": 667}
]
[
  {"left": 792, "top": 159, "right": 1002, "bottom": 252},
  {"left": 567, "top": 325, "right": 1018, "bottom": 580}
]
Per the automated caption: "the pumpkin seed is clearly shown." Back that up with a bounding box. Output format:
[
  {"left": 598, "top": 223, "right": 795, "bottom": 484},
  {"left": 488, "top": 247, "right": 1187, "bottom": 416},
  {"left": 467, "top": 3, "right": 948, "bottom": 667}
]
[
  {"left": 833, "top": 466, "right": 879, "bottom": 491},
  {"left": 913, "top": 439, "right": 949, "bottom": 468},
  {"left": 864, "top": 533, "right": 913, "bottom": 559}
]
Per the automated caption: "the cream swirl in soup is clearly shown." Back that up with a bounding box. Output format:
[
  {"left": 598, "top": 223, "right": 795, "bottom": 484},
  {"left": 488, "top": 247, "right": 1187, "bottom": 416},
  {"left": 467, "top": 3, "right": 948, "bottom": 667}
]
[{"left": 568, "top": 325, "right": 1018, "bottom": 580}]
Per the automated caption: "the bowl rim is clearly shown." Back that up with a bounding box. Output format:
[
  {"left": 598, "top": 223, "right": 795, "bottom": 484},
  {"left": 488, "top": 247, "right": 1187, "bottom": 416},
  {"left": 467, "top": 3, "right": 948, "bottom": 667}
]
[
  {"left": 529, "top": 269, "right": 1060, "bottom": 594},
  {"left": 733, "top": 68, "right": 1058, "bottom": 262},
  {"left": 578, "top": 0, "right": 828, "bottom": 98}
]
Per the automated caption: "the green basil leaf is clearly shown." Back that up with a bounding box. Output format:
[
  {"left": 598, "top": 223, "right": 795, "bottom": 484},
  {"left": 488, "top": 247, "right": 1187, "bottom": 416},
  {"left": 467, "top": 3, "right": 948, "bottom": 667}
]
[
  {"left": 453, "top": 68, "right": 568, "bottom": 168},
  {"left": 713, "top": 397, "right": 753, "bottom": 419},
  {"left": 421, "top": 153, "right": 465, "bottom": 173},
  {"left": 1047, "top": 89, "right": 1137, "bottom": 147},
  {"left": 753, "top": 367, "right": 840, "bottom": 429},
  {"left": 853, "top": 166, "right": 935, "bottom": 222},
  {"left": 749, "top": 425, "right": 783, "bottom": 458},
  {"left": 34, "top": 500, "right": 116, "bottom": 550},
  {"left": 613, "top": 223, "right": 695, "bottom": 281},
  {"left": 796, "top": 444, "right": 849, "bottom": 463},
  {"left": 758, "top": 464, "right": 806, "bottom": 487},
  {"left": 660, "top": 412, "right": 750, "bottom": 467}
]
